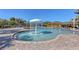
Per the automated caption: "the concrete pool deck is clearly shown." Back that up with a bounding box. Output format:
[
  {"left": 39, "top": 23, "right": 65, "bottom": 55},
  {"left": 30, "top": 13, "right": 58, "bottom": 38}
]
[
  {"left": 3, "top": 34, "right": 79, "bottom": 50},
  {"left": 0, "top": 28, "right": 79, "bottom": 50},
  {"left": 0, "top": 34, "right": 13, "bottom": 37}
]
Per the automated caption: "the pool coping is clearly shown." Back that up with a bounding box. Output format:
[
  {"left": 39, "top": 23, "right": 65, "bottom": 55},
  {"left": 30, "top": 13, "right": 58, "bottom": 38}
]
[
  {"left": 11, "top": 28, "right": 79, "bottom": 43},
  {"left": 12, "top": 34, "right": 79, "bottom": 43}
]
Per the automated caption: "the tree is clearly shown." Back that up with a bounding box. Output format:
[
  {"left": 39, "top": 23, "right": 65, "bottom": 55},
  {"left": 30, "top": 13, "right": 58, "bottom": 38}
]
[
  {"left": 43, "top": 21, "right": 51, "bottom": 27},
  {"left": 0, "top": 17, "right": 28, "bottom": 28},
  {"left": 0, "top": 19, "right": 8, "bottom": 28},
  {"left": 75, "top": 9, "right": 79, "bottom": 14},
  {"left": 9, "top": 17, "right": 27, "bottom": 27}
]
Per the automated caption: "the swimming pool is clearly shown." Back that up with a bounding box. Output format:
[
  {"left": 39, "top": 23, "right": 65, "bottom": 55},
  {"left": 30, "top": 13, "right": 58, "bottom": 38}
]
[{"left": 13, "top": 28, "right": 79, "bottom": 41}]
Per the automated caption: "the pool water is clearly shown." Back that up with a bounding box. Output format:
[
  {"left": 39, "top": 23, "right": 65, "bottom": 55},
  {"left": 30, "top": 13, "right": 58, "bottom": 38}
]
[{"left": 14, "top": 28, "right": 79, "bottom": 41}]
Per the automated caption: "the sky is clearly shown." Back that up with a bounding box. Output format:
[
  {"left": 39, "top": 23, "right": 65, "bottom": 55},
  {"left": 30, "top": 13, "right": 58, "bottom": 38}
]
[{"left": 0, "top": 9, "right": 76, "bottom": 22}]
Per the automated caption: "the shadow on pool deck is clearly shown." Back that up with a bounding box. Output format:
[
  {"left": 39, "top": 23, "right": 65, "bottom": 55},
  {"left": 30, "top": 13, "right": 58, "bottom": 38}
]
[{"left": 0, "top": 36, "right": 14, "bottom": 50}]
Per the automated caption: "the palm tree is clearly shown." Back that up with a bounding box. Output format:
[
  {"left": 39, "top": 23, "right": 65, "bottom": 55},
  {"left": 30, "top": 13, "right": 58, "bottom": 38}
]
[
  {"left": 0, "top": 19, "right": 8, "bottom": 28},
  {"left": 75, "top": 9, "right": 79, "bottom": 14},
  {"left": 9, "top": 17, "right": 27, "bottom": 27},
  {"left": 74, "top": 9, "right": 79, "bottom": 28}
]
